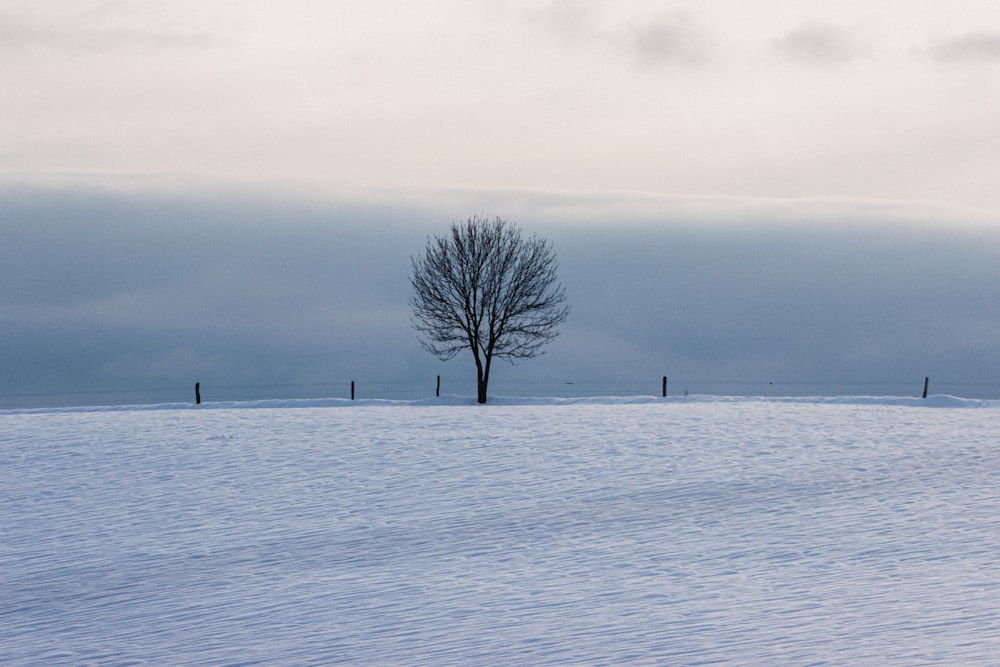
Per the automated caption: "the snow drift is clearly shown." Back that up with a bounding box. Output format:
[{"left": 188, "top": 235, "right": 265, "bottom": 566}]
[{"left": 3, "top": 398, "right": 999, "bottom": 664}]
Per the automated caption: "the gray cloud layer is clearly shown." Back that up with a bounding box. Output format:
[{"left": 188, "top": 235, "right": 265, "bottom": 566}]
[
  {"left": 773, "top": 22, "right": 868, "bottom": 63},
  {"left": 627, "top": 13, "right": 712, "bottom": 66},
  {"left": 3, "top": 187, "right": 999, "bottom": 407},
  {"left": 931, "top": 31, "right": 1000, "bottom": 62},
  {"left": 0, "top": 7, "right": 217, "bottom": 53}
]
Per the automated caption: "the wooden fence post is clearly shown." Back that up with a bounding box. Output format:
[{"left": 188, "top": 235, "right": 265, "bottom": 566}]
[
  {"left": 662, "top": 376, "right": 668, "bottom": 398},
  {"left": 195, "top": 382, "right": 201, "bottom": 405},
  {"left": 436, "top": 375, "right": 441, "bottom": 397},
  {"left": 351, "top": 380, "right": 355, "bottom": 400},
  {"left": 922, "top": 376, "right": 929, "bottom": 399}
]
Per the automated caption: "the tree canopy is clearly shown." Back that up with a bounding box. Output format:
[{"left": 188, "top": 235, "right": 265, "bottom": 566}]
[{"left": 410, "top": 216, "right": 569, "bottom": 403}]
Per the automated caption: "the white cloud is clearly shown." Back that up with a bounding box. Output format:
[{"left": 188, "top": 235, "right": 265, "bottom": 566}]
[{"left": 3, "top": 2, "right": 1000, "bottom": 211}]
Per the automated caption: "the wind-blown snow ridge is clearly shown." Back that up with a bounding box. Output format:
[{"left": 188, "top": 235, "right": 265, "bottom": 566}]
[{"left": 3, "top": 393, "right": 997, "bottom": 414}]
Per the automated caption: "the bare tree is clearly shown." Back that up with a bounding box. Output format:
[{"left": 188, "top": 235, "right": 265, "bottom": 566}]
[{"left": 411, "top": 216, "right": 569, "bottom": 403}]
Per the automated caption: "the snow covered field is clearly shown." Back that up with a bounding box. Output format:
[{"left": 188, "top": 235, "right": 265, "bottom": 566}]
[{"left": 3, "top": 396, "right": 999, "bottom": 665}]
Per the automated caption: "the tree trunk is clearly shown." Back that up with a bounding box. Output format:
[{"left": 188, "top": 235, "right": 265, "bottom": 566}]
[
  {"left": 474, "top": 350, "right": 490, "bottom": 404},
  {"left": 476, "top": 362, "right": 489, "bottom": 404}
]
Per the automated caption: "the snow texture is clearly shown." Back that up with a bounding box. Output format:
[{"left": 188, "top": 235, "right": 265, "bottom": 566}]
[{"left": 2, "top": 396, "right": 999, "bottom": 665}]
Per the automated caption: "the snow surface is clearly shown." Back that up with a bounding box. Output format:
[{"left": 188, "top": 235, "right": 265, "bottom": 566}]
[{"left": 3, "top": 396, "right": 999, "bottom": 665}]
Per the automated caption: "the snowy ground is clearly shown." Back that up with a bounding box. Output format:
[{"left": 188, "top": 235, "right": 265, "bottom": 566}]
[{"left": 3, "top": 396, "right": 999, "bottom": 665}]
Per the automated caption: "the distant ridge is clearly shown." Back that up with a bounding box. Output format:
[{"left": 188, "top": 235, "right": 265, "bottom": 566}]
[{"left": 4, "top": 394, "right": 998, "bottom": 415}]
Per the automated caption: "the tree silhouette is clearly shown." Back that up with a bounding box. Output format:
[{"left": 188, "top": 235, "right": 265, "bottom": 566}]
[{"left": 410, "top": 216, "right": 569, "bottom": 403}]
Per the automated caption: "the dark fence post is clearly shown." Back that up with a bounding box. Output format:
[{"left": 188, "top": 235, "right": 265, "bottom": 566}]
[
  {"left": 922, "top": 376, "right": 929, "bottom": 399},
  {"left": 351, "top": 380, "right": 355, "bottom": 400},
  {"left": 662, "top": 376, "right": 668, "bottom": 398},
  {"left": 436, "top": 375, "right": 441, "bottom": 397},
  {"left": 195, "top": 382, "right": 201, "bottom": 405}
]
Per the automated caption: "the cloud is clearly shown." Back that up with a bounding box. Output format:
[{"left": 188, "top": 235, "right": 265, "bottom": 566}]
[
  {"left": 5, "top": 185, "right": 1000, "bottom": 406},
  {"left": 0, "top": 11, "right": 51, "bottom": 50},
  {"left": 931, "top": 31, "right": 1000, "bottom": 62},
  {"left": 530, "top": 0, "right": 602, "bottom": 44},
  {"left": 627, "top": 13, "right": 712, "bottom": 66},
  {"left": 0, "top": 7, "right": 218, "bottom": 54},
  {"left": 773, "top": 21, "right": 867, "bottom": 64},
  {"left": 522, "top": 4, "right": 711, "bottom": 67},
  {"left": 0, "top": 186, "right": 431, "bottom": 398}
]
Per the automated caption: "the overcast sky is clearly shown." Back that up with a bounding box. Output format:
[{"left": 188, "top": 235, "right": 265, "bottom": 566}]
[{"left": 3, "top": 1, "right": 1000, "bottom": 406}]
